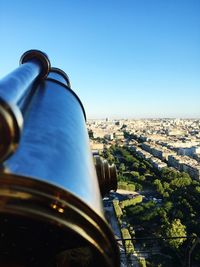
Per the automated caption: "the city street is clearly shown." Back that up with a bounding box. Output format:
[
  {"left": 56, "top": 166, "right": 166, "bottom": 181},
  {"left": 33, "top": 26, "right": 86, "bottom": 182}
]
[{"left": 104, "top": 191, "right": 140, "bottom": 267}]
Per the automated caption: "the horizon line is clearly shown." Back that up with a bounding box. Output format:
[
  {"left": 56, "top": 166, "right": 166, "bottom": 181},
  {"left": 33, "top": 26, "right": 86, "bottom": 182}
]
[{"left": 87, "top": 117, "right": 200, "bottom": 120}]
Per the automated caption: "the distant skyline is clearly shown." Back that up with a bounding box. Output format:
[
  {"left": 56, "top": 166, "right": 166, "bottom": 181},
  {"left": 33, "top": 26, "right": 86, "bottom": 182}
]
[
  {"left": 0, "top": 0, "right": 199, "bottom": 119},
  {"left": 88, "top": 117, "right": 200, "bottom": 121}
]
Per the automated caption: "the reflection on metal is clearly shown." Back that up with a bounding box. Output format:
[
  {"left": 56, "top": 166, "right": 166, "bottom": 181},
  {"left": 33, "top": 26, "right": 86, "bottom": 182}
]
[
  {"left": 94, "top": 156, "right": 118, "bottom": 196},
  {"left": 0, "top": 50, "right": 120, "bottom": 267},
  {"left": 48, "top": 67, "right": 72, "bottom": 88},
  {"left": 109, "top": 164, "right": 118, "bottom": 191},
  {"left": 0, "top": 50, "right": 51, "bottom": 162}
]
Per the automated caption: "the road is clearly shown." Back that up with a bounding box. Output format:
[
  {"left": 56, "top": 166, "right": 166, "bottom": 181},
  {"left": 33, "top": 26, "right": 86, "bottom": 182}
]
[
  {"left": 104, "top": 205, "right": 128, "bottom": 267},
  {"left": 104, "top": 193, "right": 140, "bottom": 267}
]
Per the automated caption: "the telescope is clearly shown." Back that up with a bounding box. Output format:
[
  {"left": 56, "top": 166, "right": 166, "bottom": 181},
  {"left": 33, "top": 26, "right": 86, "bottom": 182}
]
[
  {"left": 94, "top": 156, "right": 117, "bottom": 197},
  {"left": 0, "top": 50, "right": 119, "bottom": 267}
]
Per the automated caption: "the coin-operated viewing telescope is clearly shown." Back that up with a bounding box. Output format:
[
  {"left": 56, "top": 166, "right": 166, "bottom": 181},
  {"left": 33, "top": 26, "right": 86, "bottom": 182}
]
[{"left": 0, "top": 50, "right": 119, "bottom": 267}]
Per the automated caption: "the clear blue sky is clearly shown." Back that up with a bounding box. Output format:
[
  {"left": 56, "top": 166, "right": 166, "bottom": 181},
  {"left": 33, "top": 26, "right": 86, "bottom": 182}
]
[{"left": 0, "top": 0, "right": 199, "bottom": 119}]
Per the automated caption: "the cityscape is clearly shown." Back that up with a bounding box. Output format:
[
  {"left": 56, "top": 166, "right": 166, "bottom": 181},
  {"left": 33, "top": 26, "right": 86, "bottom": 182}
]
[
  {"left": 88, "top": 118, "right": 200, "bottom": 267},
  {"left": 88, "top": 118, "right": 200, "bottom": 180},
  {"left": 0, "top": 1, "right": 199, "bottom": 266}
]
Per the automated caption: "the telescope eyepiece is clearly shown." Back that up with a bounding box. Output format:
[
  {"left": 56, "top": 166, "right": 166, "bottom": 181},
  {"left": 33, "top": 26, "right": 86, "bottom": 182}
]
[
  {"left": 94, "top": 156, "right": 118, "bottom": 196},
  {"left": 48, "top": 68, "right": 72, "bottom": 88},
  {"left": 20, "top": 50, "right": 51, "bottom": 79}
]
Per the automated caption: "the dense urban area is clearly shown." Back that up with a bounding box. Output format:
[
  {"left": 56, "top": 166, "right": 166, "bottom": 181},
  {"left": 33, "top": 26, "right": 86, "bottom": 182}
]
[{"left": 87, "top": 119, "right": 200, "bottom": 267}]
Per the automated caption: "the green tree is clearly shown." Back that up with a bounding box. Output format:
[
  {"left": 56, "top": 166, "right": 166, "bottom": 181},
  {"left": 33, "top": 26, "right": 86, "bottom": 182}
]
[
  {"left": 163, "top": 181, "right": 170, "bottom": 190},
  {"left": 131, "top": 171, "right": 140, "bottom": 179},
  {"left": 133, "top": 162, "right": 140, "bottom": 171},
  {"left": 170, "top": 177, "right": 191, "bottom": 188},
  {"left": 165, "top": 219, "right": 187, "bottom": 249},
  {"left": 153, "top": 179, "right": 164, "bottom": 195},
  {"left": 119, "top": 163, "right": 126, "bottom": 172},
  {"left": 121, "top": 228, "right": 134, "bottom": 254},
  {"left": 195, "top": 186, "right": 200, "bottom": 193},
  {"left": 138, "top": 175, "right": 145, "bottom": 181},
  {"left": 164, "top": 201, "right": 173, "bottom": 212},
  {"left": 113, "top": 200, "right": 123, "bottom": 218}
]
